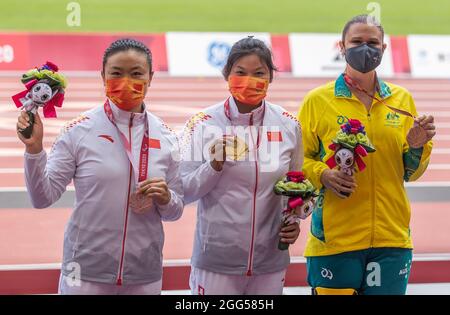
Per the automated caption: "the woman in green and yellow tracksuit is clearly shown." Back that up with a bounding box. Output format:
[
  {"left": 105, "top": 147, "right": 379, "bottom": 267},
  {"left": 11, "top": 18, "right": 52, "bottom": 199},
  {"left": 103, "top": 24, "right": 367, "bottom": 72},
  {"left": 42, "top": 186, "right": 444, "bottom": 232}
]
[{"left": 298, "top": 15, "right": 436, "bottom": 295}]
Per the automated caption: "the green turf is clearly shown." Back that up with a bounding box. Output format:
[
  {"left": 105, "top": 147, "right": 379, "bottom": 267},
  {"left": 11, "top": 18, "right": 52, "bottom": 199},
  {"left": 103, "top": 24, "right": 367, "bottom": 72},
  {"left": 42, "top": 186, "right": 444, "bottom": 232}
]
[{"left": 0, "top": 0, "right": 449, "bottom": 35}]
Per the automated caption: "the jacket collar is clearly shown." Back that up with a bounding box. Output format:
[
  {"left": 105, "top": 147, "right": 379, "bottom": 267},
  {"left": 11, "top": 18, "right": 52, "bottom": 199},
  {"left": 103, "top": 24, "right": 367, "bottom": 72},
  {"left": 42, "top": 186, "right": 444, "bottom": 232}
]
[
  {"left": 108, "top": 99, "right": 147, "bottom": 126},
  {"left": 334, "top": 73, "right": 392, "bottom": 100},
  {"left": 228, "top": 96, "right": 265, "bottom": 126}
]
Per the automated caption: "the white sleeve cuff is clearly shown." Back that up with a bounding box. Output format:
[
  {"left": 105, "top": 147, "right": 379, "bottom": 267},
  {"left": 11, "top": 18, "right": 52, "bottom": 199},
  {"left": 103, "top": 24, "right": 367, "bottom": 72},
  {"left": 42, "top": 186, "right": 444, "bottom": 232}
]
[
  {"left": 156, "top": 190, "right": 175, "bottom": 212},
  {"left": 24, "top": 149, "right": 46, "bottom": 159},
  {"left": 206, "top": 161, "right": 224, "bottom": 175}
]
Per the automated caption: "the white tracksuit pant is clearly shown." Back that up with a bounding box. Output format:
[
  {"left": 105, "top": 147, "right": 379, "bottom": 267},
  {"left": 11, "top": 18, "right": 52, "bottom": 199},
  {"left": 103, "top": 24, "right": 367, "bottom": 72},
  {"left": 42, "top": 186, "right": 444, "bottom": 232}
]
[
  {"left": 189, "top": 267, "right": 286, "bottom": 295},
  {"left": 58, "top": 273, "right": 162, "bottom": 295}
]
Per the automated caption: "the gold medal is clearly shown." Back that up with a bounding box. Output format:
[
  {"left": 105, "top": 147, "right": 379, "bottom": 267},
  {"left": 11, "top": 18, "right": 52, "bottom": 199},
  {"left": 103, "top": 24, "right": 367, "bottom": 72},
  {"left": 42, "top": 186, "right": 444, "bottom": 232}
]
[
  {"left": 224, "top": 136, "right": 249, "bottom": 161},
  {"left": 129, "top": 192, "right": 153, "bottom": 214}
]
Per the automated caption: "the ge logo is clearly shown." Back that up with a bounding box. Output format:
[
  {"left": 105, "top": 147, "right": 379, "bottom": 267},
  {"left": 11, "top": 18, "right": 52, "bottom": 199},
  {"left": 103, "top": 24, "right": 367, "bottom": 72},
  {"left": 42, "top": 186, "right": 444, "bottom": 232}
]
[
  {"left": 207, "top": 41, "right": 231, "bottom": 68},
  {"left": 321, "top": 268, "right": 333, "bottom": 280}
]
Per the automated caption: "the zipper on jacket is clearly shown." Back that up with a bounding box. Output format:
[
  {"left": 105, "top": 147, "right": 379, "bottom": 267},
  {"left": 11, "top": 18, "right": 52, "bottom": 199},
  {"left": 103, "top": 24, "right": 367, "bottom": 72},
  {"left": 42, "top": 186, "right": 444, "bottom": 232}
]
[
  {"left": 366, "top": 102, "right": 376, "bottom": 246},
  {"left": 117, "top": 113, "right": 135, "bottom": 285},
  {"left": 247, "top": 113, "right": 259, "bottom": 276}
]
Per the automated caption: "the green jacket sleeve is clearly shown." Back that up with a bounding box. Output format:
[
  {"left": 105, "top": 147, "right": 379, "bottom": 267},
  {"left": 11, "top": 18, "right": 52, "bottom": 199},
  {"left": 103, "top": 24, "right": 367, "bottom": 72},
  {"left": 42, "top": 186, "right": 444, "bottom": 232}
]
[{"left": 403, "top": 93, "right": 433, "bottom": 182}]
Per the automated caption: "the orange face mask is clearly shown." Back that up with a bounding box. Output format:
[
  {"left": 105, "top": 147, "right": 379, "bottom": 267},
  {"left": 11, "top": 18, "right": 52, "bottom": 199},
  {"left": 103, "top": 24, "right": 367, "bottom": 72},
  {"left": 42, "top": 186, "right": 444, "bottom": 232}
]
[
  {"left": 228, "top": 75, "right": 269, "bottom": 106},
  {"left": 105, "top": 77, "right": 147, "bottom": 111}
]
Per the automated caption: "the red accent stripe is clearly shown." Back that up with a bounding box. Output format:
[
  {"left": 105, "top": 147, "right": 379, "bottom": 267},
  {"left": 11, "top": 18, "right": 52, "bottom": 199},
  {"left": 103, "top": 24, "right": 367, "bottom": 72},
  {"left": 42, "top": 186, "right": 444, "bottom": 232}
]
[
  {"left": 247, "top": 162, "right": 258, "bottom": 276},
  {"left": 117, "top": 165, "right": 132, "bottom": 285},
  {"left": 116, "top": 117, "right": 134, "bottom": 285},
  {"left": 390, "top": 36, "right": 411, "bottom": 74},
  {"left": 247, "top": 122, "right": 260, "bottom": 276},
  {"left": 270, "top": 34, "right": 292, "bottom": 73}
]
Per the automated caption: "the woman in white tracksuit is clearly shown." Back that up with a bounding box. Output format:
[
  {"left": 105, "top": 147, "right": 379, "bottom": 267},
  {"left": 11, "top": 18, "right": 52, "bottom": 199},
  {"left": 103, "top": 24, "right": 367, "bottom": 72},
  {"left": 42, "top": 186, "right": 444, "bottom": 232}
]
[
  {"left": 16, "top": 38, "right": 184, "bottom": 295},
  {"left": 180, "top": 37, "right": 305, "bottom": 295}
]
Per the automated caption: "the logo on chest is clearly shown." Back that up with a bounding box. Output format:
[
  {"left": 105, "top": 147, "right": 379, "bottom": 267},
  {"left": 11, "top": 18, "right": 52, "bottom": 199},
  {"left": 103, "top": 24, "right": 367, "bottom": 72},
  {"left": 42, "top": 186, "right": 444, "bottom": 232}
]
[
  {"left": 98, "top": 135, "right": 114, "bottom": 143},
  {"left": 385, "top": 112, "right": 402, "bottom": 128},
  {"left": 337, "top": 115, "right": 349, "bottom": 125}
]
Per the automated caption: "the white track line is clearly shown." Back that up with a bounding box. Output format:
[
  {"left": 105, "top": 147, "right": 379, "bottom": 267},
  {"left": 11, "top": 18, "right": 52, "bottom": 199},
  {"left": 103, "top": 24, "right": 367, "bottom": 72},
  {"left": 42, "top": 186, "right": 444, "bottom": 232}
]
[
  {"left": 0, "top": 168, "right": 23, "bottom": 174},
  {"left": 433, "top": 149, "right": 450, "bottom": 154},
  {"left": 0, "top": 254, "right": 449, "bottom": 271},
  {"left": 428, "top": 164, "right": 450, "bottom": 170},
  {"left": 435, "top": 123, "right": 450, "bottom": 128},
  {"left": 0, "top": 137, "right": 54, "bottom": 143},
  {"left": 0, "top": 148, "right": 49, "bottom": 157},
  {"left": 406, "top": 181, "right": 450, "bottom": 187},
  {"left": 0, "top": 186, "right": 74, "bottom": 192},
  {"left": 0, "top": 101, "right": 204, "bottom": 114}
]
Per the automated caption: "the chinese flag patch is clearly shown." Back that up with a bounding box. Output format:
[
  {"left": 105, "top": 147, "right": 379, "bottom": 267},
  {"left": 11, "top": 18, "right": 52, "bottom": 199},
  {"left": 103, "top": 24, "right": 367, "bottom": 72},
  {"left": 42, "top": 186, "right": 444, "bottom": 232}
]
[
  {"left": 267, "top": 131, "right": 283, "bottom": 142},
  {"left": 149, "top": 138, "right": 161, "bottom": 149}
]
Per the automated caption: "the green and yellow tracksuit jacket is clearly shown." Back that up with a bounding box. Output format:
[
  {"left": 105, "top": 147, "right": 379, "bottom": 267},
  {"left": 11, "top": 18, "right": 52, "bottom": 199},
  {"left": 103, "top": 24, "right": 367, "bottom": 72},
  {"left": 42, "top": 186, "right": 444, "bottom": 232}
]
[{"left": 298, "top": 74, "right": 433, "bottom": 257}]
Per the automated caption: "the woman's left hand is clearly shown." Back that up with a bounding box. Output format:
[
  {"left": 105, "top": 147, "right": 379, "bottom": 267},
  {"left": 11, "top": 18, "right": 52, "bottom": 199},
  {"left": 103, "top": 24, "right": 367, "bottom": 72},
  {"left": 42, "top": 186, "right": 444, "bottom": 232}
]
[
  {"left": 407, "top": 115, "right": 436, "bottom": 148},
  {"left": 138, "top": 177, "right": 171, "bottom": 205},
  {"left": 279, "top": 219, "right": 300, "bottom": 244}
]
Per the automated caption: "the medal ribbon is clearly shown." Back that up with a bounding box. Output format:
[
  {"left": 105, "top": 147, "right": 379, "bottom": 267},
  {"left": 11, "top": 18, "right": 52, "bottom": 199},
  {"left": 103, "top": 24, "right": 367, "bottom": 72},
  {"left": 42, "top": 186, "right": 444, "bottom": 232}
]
[
  {"left": 104, "top": 99, "right": 149, "bottom": 184},
  {"left": 343, "top": 73, "right": 416, "bottom": 118},
  {"left": 223, "top": 97, "right": 265, "bottom": 150}
]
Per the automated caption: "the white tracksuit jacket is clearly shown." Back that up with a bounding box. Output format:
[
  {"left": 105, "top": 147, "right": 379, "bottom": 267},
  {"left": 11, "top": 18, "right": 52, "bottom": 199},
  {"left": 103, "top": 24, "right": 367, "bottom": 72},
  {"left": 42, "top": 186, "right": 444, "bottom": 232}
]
[
  {"left": 24, "top": 100, "right": 184, "bottom": 285},
  {"left": 180, "top": 97, "right": 303, "bottom": 276}
]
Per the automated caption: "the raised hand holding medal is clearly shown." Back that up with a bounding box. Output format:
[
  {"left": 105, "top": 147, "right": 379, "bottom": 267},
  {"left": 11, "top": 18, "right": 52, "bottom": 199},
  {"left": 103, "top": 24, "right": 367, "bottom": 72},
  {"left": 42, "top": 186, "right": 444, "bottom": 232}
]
[
  {"left": 135, "top": 178, "right": 171, "bottom": 214},
  {"left": 407, "top": 115, "right": 436, "bottom": 149},
  {"left": 343, "top": 74, "right": 435, "bottom": 149}
]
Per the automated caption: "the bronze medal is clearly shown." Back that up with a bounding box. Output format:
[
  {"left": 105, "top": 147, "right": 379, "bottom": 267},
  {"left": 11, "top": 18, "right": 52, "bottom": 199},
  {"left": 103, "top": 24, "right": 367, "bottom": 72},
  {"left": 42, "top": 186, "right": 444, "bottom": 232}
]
[{"left": 130, "top": 192, "right": 153, "bottom": 214}]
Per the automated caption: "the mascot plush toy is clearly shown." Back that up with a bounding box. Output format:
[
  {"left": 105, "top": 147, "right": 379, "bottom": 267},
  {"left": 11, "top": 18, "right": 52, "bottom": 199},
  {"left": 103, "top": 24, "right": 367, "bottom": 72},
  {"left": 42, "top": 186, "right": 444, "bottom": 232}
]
[
  {"left": 12, "top": 61, "right": 67, "bottom": 139},
  {"left": 325, "top": 119, "right": 375, "bottom": 196},
  {"left": 274, "top": 171, "right": 317, "bottom": 250}
]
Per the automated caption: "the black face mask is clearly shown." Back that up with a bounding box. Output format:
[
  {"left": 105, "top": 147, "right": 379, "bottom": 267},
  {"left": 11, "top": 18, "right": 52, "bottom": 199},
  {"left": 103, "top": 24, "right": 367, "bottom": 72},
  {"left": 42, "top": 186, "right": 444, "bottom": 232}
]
[{"left": 344, "top": 43, "right": 383, "bottom": 73}]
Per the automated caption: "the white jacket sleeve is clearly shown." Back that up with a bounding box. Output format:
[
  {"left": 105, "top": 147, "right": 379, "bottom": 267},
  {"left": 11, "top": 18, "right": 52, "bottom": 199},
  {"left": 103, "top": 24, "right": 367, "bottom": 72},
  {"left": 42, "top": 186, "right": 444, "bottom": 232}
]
[
  {"left": 289, "top": 123, "right": 304, "bottom": 172},
  {"left": 24, "top": 132, "right": 76, "bottom": 209},
  {"left": 156, "top": 138, "right": 185, "bottom": 222},
  {"left": 179, "top": 122, "right": 223, "bottom": 204}
]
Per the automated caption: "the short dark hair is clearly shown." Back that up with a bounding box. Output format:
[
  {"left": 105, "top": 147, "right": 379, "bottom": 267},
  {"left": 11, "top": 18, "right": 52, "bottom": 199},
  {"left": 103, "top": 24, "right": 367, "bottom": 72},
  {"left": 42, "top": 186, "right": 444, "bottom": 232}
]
[
  {"left": 102, "top": 38, "right": 153, "bottom": 72},
  {"left": 222, "top": 37, "right": 278, "bottom": 82},
  {"left": 342, "top": 14, "right": 385, "bottom": 42}
]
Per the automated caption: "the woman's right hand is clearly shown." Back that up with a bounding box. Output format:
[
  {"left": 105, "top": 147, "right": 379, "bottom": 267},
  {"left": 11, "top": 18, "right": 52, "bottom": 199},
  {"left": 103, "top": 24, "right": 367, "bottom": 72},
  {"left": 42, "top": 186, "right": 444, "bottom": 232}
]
[
  {"left": 17, "top": 111, "right": 44, "bottom": 154},
  {"left": 320, "top": 169, "right": 357, "bottom": 199},
  {"left": 209, "top": 137, "right": 228, "bottom": 172}
]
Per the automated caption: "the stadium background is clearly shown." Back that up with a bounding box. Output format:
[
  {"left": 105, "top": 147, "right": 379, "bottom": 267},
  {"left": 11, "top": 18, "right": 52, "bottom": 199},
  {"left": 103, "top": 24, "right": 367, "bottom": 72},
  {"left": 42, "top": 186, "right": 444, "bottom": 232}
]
[{"left": 0, "top": 0, "right": 449, "bottom": 294}]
